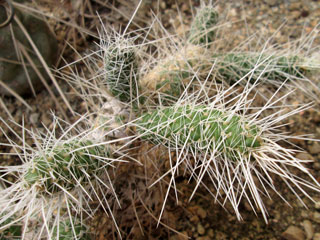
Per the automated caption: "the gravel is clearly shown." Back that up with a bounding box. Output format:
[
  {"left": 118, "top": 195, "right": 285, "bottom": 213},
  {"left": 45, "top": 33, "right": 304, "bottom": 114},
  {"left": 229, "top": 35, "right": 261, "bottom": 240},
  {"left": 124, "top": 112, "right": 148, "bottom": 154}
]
[{"left": 1, "top": 0, "right": 320, "bottom": 239}]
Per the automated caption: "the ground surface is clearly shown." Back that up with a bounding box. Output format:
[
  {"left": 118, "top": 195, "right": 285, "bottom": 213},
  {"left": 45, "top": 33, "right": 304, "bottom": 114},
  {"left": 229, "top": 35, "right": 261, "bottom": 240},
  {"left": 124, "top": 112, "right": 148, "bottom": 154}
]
[{"left": 1, "top": 0, "right": 320, "bottom": 239}]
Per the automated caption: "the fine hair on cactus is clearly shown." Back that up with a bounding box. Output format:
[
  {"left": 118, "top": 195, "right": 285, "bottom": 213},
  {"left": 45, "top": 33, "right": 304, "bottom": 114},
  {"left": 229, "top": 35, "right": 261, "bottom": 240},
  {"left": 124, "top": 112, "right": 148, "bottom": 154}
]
[
  {"left": 2, "top": 2, "right": 320, "bottom": 238},
  {"left": 188, "top": 2, "right": 219, "bottom": 46},
  {"left": 101, "top": 30, "right": 140, "bottom": 103},
  {"left": 51, "top": 217, "right": 90, "bottom": 240},
  {"left": 135, "top": 80, "right": 320, "bottom": 222},
  {"left": 0, "top": 114, "right": 125, "bottom": 239},
  {"left": 138, "top": 4, "right": 320, "bottom": 105}
]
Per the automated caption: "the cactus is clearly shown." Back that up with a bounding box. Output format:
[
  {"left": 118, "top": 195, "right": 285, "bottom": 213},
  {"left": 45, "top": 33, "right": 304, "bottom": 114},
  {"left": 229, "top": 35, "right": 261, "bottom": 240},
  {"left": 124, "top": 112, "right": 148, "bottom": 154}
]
[
  {"left": 188, "top": 5, "right": 219, "bottom": 45},
  {"left": 23, "top": 140, "right": 108, "bottom": 194},
  {"left": 0, "top": 214, "right": 22, "bottom": 240},
  {"left": 0, "top": 116, "right": 123, "bottom": 239},
  {"left": 137, "top": 105, "right": 261, "bottom": 158},
  {"left": 1, "top": 2, "right": 320, "bottom": 239},
  {"left": 215, "top": 53, "right": 309, "bottom": 84},
  {"left": 104, "top": 38, "right": 139, "bottom": 103},
  {"left": 52, "top": 218, "right": 90, "bottom": 240},
  {"left": 135, "top": 89, "right": 320, "bottom": 221},
  {"left": 139, "top": 44, "right": 211, "bottom": 104}
]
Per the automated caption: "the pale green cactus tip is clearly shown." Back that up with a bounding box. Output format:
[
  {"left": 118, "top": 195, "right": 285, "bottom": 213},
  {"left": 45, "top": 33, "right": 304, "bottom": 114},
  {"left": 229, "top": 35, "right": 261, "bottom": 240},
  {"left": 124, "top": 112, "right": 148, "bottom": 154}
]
[
  {"left": 24, "top": 140, "right": 109, "bottom": 193},
  {"left": 52, "top": 218, "right": 90, "bottom": 240},
  {"left": 188, "top": 5, "right": 219, "bottom": 45},
  {"left": 104, "top": 40, "right": 139, "bottom": 103},
  {"left": 0, "top": 215, "right": 22, "bottom": 240},
  {"left": 216, "top": 53, "right": 312, "bottom": 84},
  {"left": 137, "top": 105, "right": 261, "bottom": 159},
  {"left": 135, "top": 103, "right": 320, "bottom": 221}
]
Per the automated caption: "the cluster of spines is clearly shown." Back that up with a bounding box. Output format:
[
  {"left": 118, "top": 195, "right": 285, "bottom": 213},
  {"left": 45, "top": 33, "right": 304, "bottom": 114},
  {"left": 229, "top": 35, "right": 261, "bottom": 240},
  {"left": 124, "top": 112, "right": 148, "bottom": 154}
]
[
  {"left": 188, "top": 5, "right": 219, "bottom": 45},
  {"left": 0, "top": 214, "right": 22, "bottom": 240},
  {"left": 0, "top": 2, "right": 320, "bottom": 239},
  {"left": 215, "top": 53, "right": 307, "bottom": 84},
  {"left": 23, "top": 140, "right": 108, "bottom": 194},
  {"left": 0, "top": 115, "right": 122, "bottom": 239},
  {"left": 137, "top": 105, "right": 262, "bottom": 157},
  {"left": 104, "top": 39, "right": 138, "bottom": 103},
  {"left": 51, "top": 218, "right": 90, "bottom": 240}
]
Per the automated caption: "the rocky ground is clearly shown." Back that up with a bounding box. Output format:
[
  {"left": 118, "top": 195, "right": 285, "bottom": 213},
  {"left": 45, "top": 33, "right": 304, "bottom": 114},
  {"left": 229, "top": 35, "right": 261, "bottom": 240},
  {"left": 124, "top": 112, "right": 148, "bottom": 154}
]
[{"left": 1, "top": 0, "right": 320, "bottom": 239}]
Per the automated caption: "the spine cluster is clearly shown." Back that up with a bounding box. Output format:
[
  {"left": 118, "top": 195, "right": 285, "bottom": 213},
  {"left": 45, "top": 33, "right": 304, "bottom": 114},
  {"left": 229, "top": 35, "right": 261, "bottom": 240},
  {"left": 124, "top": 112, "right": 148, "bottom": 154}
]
[{"left": 0, "top": 2, "right": 320, "bottom": 239}]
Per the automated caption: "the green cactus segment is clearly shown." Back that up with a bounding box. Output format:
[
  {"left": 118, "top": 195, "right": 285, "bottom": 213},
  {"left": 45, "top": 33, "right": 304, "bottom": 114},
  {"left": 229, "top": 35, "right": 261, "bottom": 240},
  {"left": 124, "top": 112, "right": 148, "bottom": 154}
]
[
  {"left": 137, "top": 105, "right": 262, "bottom": 158},
  {"left": 24, "top": 140, "right": 108, "bottom": 193},
  {"left": 52, "top": 218, "right": 90, "bottom": 240},
  {"left": 105, "top": 44, "right": 138, "bottom": 102},
  {"left": 155, "top": 68, "right": 191, "bottom": 102},
  {"left": 216, "top": 53, "right": 306, "bottom": 84},
  {"left": 0, "top": 215, "right": 22, "bottom": 240},
  {"left": 188, "top": 6, "right": 219, "bottom": 45},
  {"left": 140, "top": 45, "right": 209, "bottom": 105}
]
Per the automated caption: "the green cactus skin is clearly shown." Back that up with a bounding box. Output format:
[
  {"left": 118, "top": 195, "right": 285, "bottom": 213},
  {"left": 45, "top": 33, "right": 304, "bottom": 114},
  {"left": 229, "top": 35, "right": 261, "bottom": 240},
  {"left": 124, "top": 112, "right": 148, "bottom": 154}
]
[
  {"left": 154, "top": 69, "right": 191, "bottom": 103},
  {"left": 188, "top": 6, "right": 219, "bottom": 45},
  {"left": 137, "top": 105, "right": 262, "bottom": 159},
  {"left": 52, "top": 218, "right": 90, "bottom": 240},
  {"left": 105, "top": 43, "right": 138, "bottom": 102},
  {"left": 140, "top": 41, "right": 311, "bottom": 105},
  {"left": 0, "top": 215, "right": 22, "bottom": 240},
  {"left": 216, "top": 53, "right": 306, "bottom": 84},
  {"left": 140, "top": 44, "right": 210, "bottom": 105},
  {"left": 24, "top": 140, "right": 108, "bottom": 194}
]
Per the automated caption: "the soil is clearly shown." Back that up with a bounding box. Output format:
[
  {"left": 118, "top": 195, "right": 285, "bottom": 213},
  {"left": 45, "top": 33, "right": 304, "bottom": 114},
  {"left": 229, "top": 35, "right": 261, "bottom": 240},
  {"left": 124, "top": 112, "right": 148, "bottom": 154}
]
[{"left": 1, "top": 0, "right": 320, "bottom": 239}]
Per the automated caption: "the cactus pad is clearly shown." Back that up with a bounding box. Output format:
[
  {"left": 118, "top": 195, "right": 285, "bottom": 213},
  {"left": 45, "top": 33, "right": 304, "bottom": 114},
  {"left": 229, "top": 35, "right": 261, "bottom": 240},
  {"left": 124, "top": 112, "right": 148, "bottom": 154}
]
[
  {"left": 24, "top": 140, "right": 108, "bottom": 193},
  {"left": 0, "top": 214, "right": 22, "bottom": 240},
  {"left": 140, "top": 45, "right": 210, "bottom": 103},
  {"left": 105, "top": 42, "right": 138, "bottom": 102},
  {"left": 52, "top": 218, "right": 90, "bottom": 240},
  {"left": 188, "top": 6, "right": 219, "bottom": 45},
  {"left": 216, "top": 53, "right": 306, "bottom": 84},
  {"left": 137, "top": 105, "right": 262, "bottom": 159}
]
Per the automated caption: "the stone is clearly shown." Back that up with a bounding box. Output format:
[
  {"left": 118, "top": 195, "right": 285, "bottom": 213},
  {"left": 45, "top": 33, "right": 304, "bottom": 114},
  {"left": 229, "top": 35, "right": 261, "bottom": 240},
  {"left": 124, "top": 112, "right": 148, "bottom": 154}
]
[
  {"left": 264, "top": 0, "right": 278, "bottom": 6},
  {"left": 312, "top": 212, "right": 320, "bottom": 224},
  {"left": 314, "top": 233, "right": 320, "bottom": 240},
  {"left": 196, "top": 237, "right": 210, "bottom": 240},
  {"left": 29, "top": 113, "right": 39, "bottom": 125},
  {"left": 208, "top": 229, "right": 214, "bottom": 237},
  {"left": 0, "top": 6, "right": 58, "bottom": 96},
  {"left": 281, "top": 226, "right": 305, "bottom": 240},
  {"left": 296, "top": 152, "right": 314, "bottom": 161},
  {"left": 313, "top": 162, "right": 320, "bottom": 170},
  {"left": 302, "top": 220, "right": 314, "bottom": 239},
  {"left": 196, "top": 207, "right": 207, "bottom": 219},
  {"left": 160, "top": 1, "right": 166, "bottom": 10},
  {"left": 309, "top": 142, "right": 320, "bottom": 154},
  {"left": 197, "top": 223, "right": 205, "bottom": 235}
]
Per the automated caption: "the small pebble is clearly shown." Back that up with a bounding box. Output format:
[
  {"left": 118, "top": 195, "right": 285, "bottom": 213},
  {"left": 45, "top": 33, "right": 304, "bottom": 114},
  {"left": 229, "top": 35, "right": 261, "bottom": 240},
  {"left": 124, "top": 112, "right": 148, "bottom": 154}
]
[
  {"left": 313, "top": 162, "right": 320, "bottom": 170},
  {"left": 264, "top": 0, "right": 278, "bottom": 6},
  {"left": 314, "top": 233, "right": 320, "bottom": 240},
  {"left": 29, "top": 113, "right": 40, "bottom": 125},
  {"left": 312, "top": 212, "right": 320, "bottom": 223},
  {"left": 196, "top": 237, "right": 210, "bottom": 240},
  {"left": 208, "top": 229, "right": 214, "bottom": 238},
  {"left": 160, "top": 2, "right": 166, "bottom": 10},
  {"left": 309, "top": 142, "right": 320, "bottom": 154},
  {"left": 302, "top": 220, "right": 314, "bottom": 239},
  {"left": 281, "top": 225, "right": 305, "bottom": 240},
  {"left": 296, "top": 152, "right": 314, "bottom": 161},
  {"left": 197, "top": 207, "right": 207, "bottom": 219},
  {"left": 197, "top": 223, "right": 205, "bottom": 235}
]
